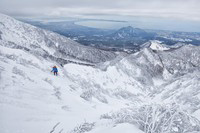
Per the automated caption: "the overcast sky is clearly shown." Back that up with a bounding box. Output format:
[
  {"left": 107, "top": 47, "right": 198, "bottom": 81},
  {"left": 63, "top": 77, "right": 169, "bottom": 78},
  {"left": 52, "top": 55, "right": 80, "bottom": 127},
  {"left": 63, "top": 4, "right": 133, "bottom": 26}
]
[{"left": 0, "top": 0, "right": 200, "bottom": 32}]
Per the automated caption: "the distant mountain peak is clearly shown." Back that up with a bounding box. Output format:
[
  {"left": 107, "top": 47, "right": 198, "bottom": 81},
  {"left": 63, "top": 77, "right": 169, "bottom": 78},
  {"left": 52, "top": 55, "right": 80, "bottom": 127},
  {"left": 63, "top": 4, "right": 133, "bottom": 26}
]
[
  {"left": 120, "top": 26, "right": 134, "bottom": 30},
  {"left": 110, "top": 26, "right": 148, "bottom": 39},
  {"left": 118, "top": 26, "right": 145, "bottom": 33}
]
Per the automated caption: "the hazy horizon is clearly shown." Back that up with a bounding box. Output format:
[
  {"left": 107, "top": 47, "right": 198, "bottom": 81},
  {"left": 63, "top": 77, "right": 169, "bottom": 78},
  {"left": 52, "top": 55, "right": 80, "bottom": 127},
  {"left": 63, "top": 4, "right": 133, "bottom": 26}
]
[{"left": 1, "top": 0, "right": 200, "bottom": 32}]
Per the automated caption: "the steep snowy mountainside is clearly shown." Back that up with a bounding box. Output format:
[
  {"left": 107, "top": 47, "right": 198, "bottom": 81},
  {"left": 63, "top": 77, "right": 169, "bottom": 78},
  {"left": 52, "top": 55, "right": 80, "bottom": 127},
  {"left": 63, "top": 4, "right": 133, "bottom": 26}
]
[
  {"left": 0, "top": 36, "right": 147, "bottom": 133},
  {"left": 0, "top": 13, "right": 143, "bottom": 133},
  {"left": 1, "top": 40, "right": 200, "bottom": 133},
  {"left": 158, "top": 45, "right": 200, "bottom": 74},
  {"left": 64, "top": 45, "right": 200, "bottom": 132},
  {"left": 1, "top": 13, "right": 200, "bottom": 133},
  {"left": 0, "top": 13, "right": 116, "bottom": 64}
]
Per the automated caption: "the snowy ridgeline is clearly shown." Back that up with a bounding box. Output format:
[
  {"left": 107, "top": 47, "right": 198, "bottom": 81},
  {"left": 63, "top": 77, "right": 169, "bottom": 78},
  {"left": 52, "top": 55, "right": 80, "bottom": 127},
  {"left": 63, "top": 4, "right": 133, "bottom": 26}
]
[
  {"left": 0, "top": 13, "right": 116, "bottom": 64},
  {"left": 0, "top": 13, "right": 200, "bottom": 133}
]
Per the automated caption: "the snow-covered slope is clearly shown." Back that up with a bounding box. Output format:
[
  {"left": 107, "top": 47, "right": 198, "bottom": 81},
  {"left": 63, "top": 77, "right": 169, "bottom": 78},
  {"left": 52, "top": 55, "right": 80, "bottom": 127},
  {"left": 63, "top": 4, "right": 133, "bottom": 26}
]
[
  {"left": 0, "top": 14, "right": 200, "bottom": 133},
  {"left": 141, "top": 40, "right": 188, "bottom": 51},
  {"left": 0, "top": 13, "right": 116, "bottom": 64},
  {"left": 149, "top": 40, "right": 170, "bottom": 51}
]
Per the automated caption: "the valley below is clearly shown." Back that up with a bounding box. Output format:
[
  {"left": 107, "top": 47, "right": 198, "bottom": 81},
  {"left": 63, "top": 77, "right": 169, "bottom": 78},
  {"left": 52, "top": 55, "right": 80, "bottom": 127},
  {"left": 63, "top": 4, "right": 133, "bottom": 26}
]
[{"left": 0, "top": 13, "right": 200, "bottom": 133}]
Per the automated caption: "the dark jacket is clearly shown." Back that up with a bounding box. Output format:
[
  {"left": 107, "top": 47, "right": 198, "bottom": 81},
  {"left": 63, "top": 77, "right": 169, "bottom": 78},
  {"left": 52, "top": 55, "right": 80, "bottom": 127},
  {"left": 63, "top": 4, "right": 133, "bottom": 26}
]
[{"left": 52, "top": 67, "right": 58, "bottom": 72}]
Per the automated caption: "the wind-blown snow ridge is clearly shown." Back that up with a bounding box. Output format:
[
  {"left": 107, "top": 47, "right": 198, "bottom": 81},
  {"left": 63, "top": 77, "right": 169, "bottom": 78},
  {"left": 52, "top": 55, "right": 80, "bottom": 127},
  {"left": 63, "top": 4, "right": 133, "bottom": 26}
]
[{"left": 0, "top": 13, "right": 200, "bottom": 133}]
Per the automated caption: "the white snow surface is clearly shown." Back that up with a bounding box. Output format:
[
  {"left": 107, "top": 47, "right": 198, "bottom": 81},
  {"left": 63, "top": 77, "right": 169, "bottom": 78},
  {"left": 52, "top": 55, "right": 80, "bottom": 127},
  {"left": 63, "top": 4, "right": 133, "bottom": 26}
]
[
  {"left": 149, "top": 40, "right": 170, "bottom": 51},
  {"left": 0, "top": 14, "right": 200, "bottom": 133}
]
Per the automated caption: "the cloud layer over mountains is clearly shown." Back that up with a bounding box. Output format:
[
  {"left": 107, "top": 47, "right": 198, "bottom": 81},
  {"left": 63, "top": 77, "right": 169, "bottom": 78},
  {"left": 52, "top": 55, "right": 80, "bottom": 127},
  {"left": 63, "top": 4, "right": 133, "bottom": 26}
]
[{"left": 0, "top": 0, "right": 200, "bottom": 21}]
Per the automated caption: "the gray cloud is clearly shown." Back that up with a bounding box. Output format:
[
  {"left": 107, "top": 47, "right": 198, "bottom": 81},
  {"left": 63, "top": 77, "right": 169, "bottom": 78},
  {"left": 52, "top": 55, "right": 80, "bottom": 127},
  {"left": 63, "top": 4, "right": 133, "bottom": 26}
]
[
  {"left": 0, "top": 0, "right": 200, "bottom": 31},
  {"left": 0, "top": 0, "right": 199, "bottom": 20}
]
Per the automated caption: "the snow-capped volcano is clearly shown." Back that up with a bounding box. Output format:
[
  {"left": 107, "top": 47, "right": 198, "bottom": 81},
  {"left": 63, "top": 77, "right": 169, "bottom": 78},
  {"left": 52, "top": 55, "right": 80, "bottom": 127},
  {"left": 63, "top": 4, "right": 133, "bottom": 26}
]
[{"left": 0, "top": 14, "right": 200, "bottom": 133}]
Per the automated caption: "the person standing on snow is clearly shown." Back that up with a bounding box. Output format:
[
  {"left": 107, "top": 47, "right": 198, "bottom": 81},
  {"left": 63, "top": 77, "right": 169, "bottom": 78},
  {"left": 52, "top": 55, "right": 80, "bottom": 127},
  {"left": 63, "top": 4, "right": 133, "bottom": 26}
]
[{"left": 51, "top": 66, "right": 58, "bottom": 76}]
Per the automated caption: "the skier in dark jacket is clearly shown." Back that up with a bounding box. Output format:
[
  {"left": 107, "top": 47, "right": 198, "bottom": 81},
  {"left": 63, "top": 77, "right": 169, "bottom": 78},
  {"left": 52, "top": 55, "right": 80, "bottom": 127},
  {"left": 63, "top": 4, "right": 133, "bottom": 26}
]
[{"left": 51, "top": 66, "right": 58, "bottom": 76}]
